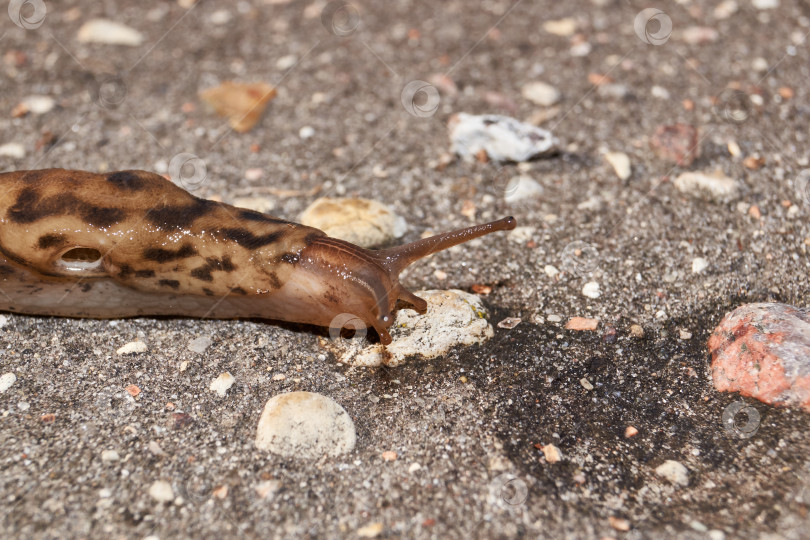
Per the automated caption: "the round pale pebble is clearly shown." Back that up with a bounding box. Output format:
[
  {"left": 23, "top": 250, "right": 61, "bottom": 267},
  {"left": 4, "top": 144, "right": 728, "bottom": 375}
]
[
  {"left": 521, "top": 81, "right": 561, "bottom": 106},
  {"left": 0, "top": 372, "right": 17, "bottom": 393},
  {"left": 77, "top": 19, "right": 144, "bottom": 46},
  {"left": 255, "top": 391, "right": 356, "bottom": 459},
  {"left": 148, "top": 480, "right": 174, "bottom": 502},
  {"left": 655, "top": 460, "right": 689, "bottom": 486},
  {"left": 300, "top": 197, "right": 406, "bottom": 248}
]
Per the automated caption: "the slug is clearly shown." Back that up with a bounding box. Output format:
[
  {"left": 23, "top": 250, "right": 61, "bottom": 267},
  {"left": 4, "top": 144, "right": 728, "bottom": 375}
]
[{"left": 0, "top": 168, "right": 516, "bottom": 344}]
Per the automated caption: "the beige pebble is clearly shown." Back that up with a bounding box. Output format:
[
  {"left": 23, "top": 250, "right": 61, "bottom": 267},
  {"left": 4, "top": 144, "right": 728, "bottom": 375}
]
[
  {"left": 300, "top": 197, "right": 406, "bottom": 248},
  {"left": 148, "top": 480, "right": 174, "bottom": 502},
  {"left": 117, "top": 341, "right": 147, "bottom": 355},
  {"left": 625, "top": 426, "right": 639, "bottom": 438},
  {"left": 209, "top": 372, "right": 235, "bottom": 397},
  {"left": 629, "top": 324, "right": 644, "bottom": 338},
  {"left": 357, "top": 522, "right": 384, "bottom": 538},
  {"left": 541, "top": 443, "right": 562, "bottom": 463},
  {"left": 603, "top": 151, "right": 631, "bottom": 180},
  {"left": 77, "top": 19, "right": 144, "bottom": 46},
  {"left": 381, "top": 451, "right": 397, "bottom": 461}
]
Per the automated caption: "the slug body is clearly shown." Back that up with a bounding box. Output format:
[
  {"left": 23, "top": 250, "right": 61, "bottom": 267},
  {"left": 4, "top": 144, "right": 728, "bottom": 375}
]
[{"left": 0, "top": 169, "right": 516, "bottom": 344}]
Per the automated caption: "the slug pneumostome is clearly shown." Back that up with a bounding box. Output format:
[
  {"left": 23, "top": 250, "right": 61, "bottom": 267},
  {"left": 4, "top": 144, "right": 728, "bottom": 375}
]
[{"left": 0, "top": 169, "right": 516, "bottom": 344}]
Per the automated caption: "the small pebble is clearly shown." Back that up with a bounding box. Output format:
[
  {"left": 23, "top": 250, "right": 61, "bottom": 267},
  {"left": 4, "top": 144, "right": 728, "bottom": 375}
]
[
  {"left": 299, "top": 126, "right": 315, "bottom": 139},
  {"left": 357, "top": 523, "right": 384, "bottom": 538},
  {"left": 77, "top": 19, "right": 144, "bottom": 46},
  {"left": 324, "top": 290, "right": 494, "bottom": 367},
  {"left": 544, "top": 264, "right": 559, "bottom": 278},
  {"left": 272, "top": 373, "right": 286, "bottom": 381},
  {"left": 580, "top": 378, "right": 594, "bottom": 391},
  {"left": 752, "top": 0, "right": 779, "bottom": 8},
  {"left": 20, "top": 95, "right": 55, "bottom": 115},
  {"left": 210, "top": 372, "right": 235, "bottom": 397},
  {"left": 0, "top": 143, "right": 25, "bottom": 159},
  {"left": 674, "top": 170, "right": 740, "bottom": 202},
  {"left": 212, "top": 485, "right": 228, "bottom": 499},
  {"left": 629, "top": 324, "right": 645, "bottom": 338},
  {"left": 547, "top": 314, "right": 562, "bottom": 323},
  {"left": 187, "top": 336, "right": 212, "bottom": 354},
  {"left": 508, "top": 226, "right": 536, "bottom": 244},
  {"left": 497, "top": 317, "right": 521, "bottom": 329},
  {"left": 681, "top": 26, "right": 719, "bottom": 44},
  {"left": 603, "top": 151, "right": 631, "bottom": 180},
  {"left": 209, "top": 9, "right": 232, "bottom": 25},
  {"left": 448, "top": 113, "right": 558, "bottom": 163},
  {"left": 691, "top": 257, "right": 709, "bottom": 274},
  {"left": 609, "top": 516, "right": 631, "bottom": 532},
  {"left": 504, "top": 176, "right": 544, "bottom": 204},
  {"left": 116, "top": 341, "right": 147, "bottom": 355},
  {"left": 300, "top": 197, "right": 406, "bottom": 248},
  {"left": 582, "top": 281, "right": 601, "bottom": 298},
  {"left": 625, "top": 426, "right": 639, "bottom": 438},
  {"left": 255, "top": 391, "right": 356, "bottom": 458},
  {"left": 125, "top": 384, "right": 140, "bottom": 397},
  {"left": 543, "top": 18, "right": 577, "bottom": 36},
  {"left": 101, "top": 449, "right": 120, "bottom": 462},
  {"left": 148, "top": 480, "right": 175, "bottom": 503},
  {"left": 244, "top": 168, "right": 264, "bottom": 181},
  {"left": 655, "top": 460, "right": 689, "bottom": 486},
  {"left": 679, "top": 329, "right": 693, "bottom": 340},
  {"left": 276, "top": 54, "right": 298, "bottom": 70},
  {"left": 381, "top": 451, "right": 397, "bottom": 461},
  {"left": 541, "top": 443, "right": 562, "bottom": 463},
  {"left": 565, "top": 317, "right": 599, "bottom": 331},
  {"left": 0, "top": 372, "right": 17, "bottom": 393},
  {"left": 408, "top": 462, "right": 421, "bottom": 473},
  {"left": 521, "top": 81, "right": 561, "bottom": 106},
  {"left": 651, "top": 86, "right": 671, "bottom": 100}
]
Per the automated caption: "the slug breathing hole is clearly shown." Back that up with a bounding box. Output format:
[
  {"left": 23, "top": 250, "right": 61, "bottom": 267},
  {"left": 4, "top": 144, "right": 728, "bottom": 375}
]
[{"left": 58, "top": 247, "right": 103, "bottom": 272}]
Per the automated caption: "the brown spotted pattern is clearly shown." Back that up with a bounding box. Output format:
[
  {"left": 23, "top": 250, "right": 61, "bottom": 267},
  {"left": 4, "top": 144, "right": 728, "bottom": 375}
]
[{"left": 0, "top": 169, "right": 325, "bottom": 296}]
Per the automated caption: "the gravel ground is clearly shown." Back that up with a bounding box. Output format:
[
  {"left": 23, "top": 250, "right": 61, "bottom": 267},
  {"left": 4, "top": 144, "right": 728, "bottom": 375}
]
[{"left": 2, "top": 0, "right": 810, "bottom": 538}]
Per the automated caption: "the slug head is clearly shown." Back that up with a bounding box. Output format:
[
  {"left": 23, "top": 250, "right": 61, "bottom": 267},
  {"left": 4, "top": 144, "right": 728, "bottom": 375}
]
[{"left": 295, "top": 216, "right": 516, "bottom": 344}]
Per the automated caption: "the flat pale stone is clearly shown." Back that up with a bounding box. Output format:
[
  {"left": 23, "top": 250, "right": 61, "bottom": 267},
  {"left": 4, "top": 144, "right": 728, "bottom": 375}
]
[
  {"left": 655, "top": 460, "right": 689, "bottom": 486},
  {"left": 692, "top": 257, "right": 709, "bottom": 274},
  {"left": 187, "top": 336, "right": 213, "bottom": 354},
  {"left": 449, "top": 113, "right": 558, "bottom": 163},
  {"left": 0, "top": 143, "right": 25, "bottom": 159},
  {"left": 116, "top": 341, "right": 147, "bottom": 355},
  {"left": 148, "top": 480, "right": 174, "bottom": 502},
  {"left": 0, "top": 373, "right": 17, "bottom": 393},
  {"left": 300, "top": 197, "right": 406, "bottom": 248},
  {"left": 209, "top": 372, "right": 235, "bottom": 397},
  {"left": 77, "top": 19, "right": 144, "bottom": 46},
  {"left": 674, "top": 170, "right": 739, "bottom": 202},
  {"left": 521, "top": 81, "right": 561, "bottom": 106},
  {"left": 255, "top": 391, "right": 356, "bottom": 458},
  {"left": 604, "top": 151, "right": 631, "bottom": 180},
  {"left": 322, "top": 289, "right": 494, "bottom": 367}
]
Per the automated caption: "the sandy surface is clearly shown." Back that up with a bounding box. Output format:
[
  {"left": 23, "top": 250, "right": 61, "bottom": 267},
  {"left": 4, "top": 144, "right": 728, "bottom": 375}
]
[{"left": 2, "top": 1, "right": 810, "bottom": 538}]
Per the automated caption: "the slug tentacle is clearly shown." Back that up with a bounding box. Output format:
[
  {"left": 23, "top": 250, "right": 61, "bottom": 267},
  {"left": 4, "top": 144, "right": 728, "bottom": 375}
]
[{"left": 0, "top": 168, "right": 516, "bottom": 346}]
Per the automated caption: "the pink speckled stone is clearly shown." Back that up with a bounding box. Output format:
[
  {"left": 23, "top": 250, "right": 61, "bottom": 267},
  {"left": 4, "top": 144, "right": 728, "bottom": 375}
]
[{"left": 709, "top": 303, "right": 810, "bottom": 412}]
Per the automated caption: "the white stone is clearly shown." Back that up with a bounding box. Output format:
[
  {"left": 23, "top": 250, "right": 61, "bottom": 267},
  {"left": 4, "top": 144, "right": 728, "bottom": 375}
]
[
  {"left": 101, "top": 450, "right": 120, "bottom": 462},
  {"left": 21, "top": 95, "right": 55, "bottom": 115},
  {"left": 547, "top": 314, "right": 562, "bottom": 323},
  {"left": 651, "top": 86, "right": 671, "bottom": 100},
  {"left": 116, "top": 341, "right": 147, "bottom": 355},
  {"left": 187, "top": 336, "right": 213, "bottom": 354},
  {"left": 300, "top": 197, "right": 406, "bottom": 248},
  {"left": 209, "top": 10, "right": 232, "bottom": 24},
  {"left": 255, "top": 391, "right": 356, "bottom": 458},
  {"left": 0, "top": 373, "right": 17, "bottom": 393},
  {"left": 691, "top": 257, "right": 709, "bottom": 274},
  {"left": 508, "top": 226, "right": 536, "bottom": 243},
  {"left": 655, "top": 460, "right": 689, "bottom": 486},
  {"left": 276, "top": 54, "right": 298, "bottom": 70},
  {"left": 582, "top": 281, "right": 601, "bottom": 299},
  {"left": 752, "top": 0, "right": 779, "bottom": 9},
  {"left": 210, "top": 372, "right": 235, "bottom": 397},
  {"left": 77, "top": 19, "right": 144, "bottom": 46},
  {"left": 323, "top": 290, "right": 494, "bottom": 367},
  {"left": 543, "top": 18, "right": 577, "bottom": 36},
  {"left": 521, "top": 81, "right": 561, "bottom": 106},
  {"left": 604, "top": 151, "right": 631, "bottom": 180},
  {"left": 148, "top": 480, "right": 175, "bottom": 502},
  {"left": 0, "top": 143, "right": 26, "bottom": 159},
  {"left": 504, "top": 175, "right": 543, "bottom": 204},
  {"left": 299, "top": 126, "right": 315, "bottom": 139},
  {"left": 544, "top": 264, "right": 559, "bottom": 278},
  {"left": 679, "top": 329, "right": 693, "bottom": 340},
  {"left": 449, "top": 113, "right": 558, "bottom": 163},
  {"left": 674, "top": 170, "right": 740, "bottom": 202}
]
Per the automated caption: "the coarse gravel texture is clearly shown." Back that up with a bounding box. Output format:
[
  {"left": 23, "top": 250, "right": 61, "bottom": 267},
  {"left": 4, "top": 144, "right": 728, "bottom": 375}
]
[{"left": 2, "top": 1, "right": 810, "bottom": 539}]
